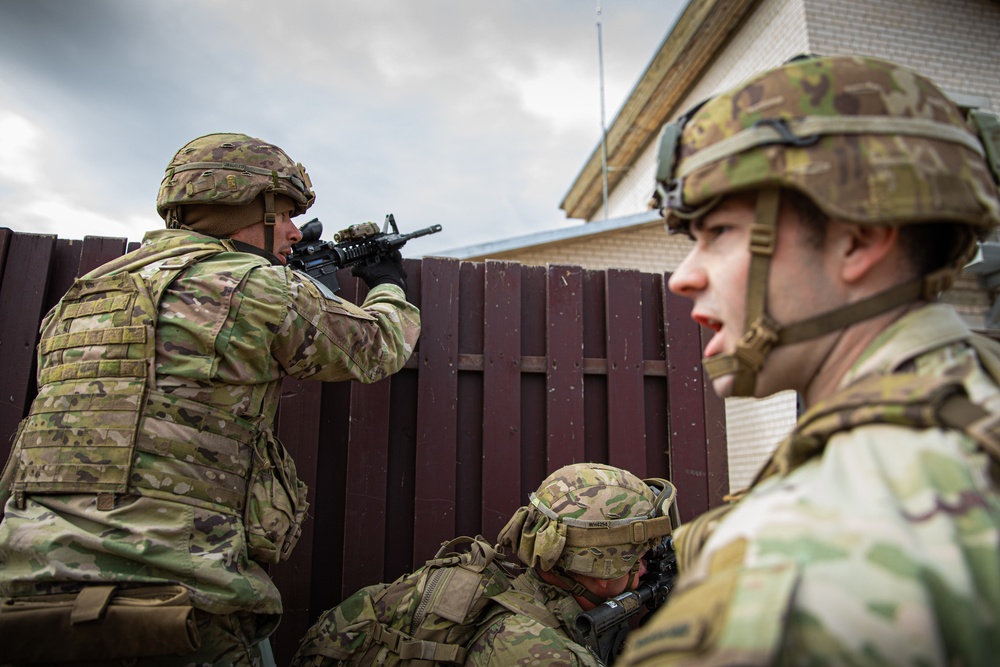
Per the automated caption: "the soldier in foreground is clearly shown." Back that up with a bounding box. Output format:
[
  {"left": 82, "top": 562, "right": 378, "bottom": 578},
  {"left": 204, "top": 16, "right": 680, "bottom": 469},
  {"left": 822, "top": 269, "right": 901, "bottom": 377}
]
[
  {"left": 0, "top": 133, "right": 420, "bottom": 666},
  {"left": 620, "top": 55, "right": 1000, "bottom": 666},
  {"left": 292, "top": 462, "right": 677, "bottom": 666}
]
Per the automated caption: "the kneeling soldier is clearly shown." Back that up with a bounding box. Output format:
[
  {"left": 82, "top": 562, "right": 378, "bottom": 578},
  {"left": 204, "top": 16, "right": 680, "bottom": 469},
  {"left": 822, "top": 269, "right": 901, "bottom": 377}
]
[{"left": 293, "top": 463, "right": 677, "bottom": 666}]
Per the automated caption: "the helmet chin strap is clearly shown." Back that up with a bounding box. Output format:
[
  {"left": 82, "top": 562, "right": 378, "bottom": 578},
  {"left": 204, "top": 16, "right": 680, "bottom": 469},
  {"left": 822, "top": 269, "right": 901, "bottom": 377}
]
[
  {"left": 263, "top": 187, "right": 276, "bottom": 257},
  {"left": 165, "top": 208, "right": 183, "bottom": 230},
  {"left": 548, "top": 571, "right": 608, "bottom": 607},
  {"left": 700, "top": 188, "right": 959, "bottom": 398},
  {"left": 702, "top": 189, "right": 781, "bottom": 397}
]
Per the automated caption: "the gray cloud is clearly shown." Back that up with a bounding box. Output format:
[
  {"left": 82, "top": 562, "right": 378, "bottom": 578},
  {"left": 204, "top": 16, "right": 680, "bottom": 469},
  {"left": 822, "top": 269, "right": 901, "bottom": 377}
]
[{"left": 0, "top": 0, "right": 684, "bottom": 254}]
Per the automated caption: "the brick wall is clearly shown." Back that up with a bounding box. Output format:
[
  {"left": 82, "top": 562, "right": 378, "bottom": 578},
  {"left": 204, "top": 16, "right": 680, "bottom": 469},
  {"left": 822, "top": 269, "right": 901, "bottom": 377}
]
[
  {"left": 726, "top": 390, "right": 798, "bottom": 491},
  {"left": 485, "top": 220, "right": 694, "bottom": 274},
  {"left": 805, "top": 0, "right": 1000, "bottom": 112}
]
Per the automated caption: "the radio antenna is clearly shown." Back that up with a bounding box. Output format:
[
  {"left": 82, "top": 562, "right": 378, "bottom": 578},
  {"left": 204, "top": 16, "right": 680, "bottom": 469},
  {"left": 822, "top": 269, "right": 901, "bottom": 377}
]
[{"left": 596, "top": 1, "right": 609, "bottom": 221}]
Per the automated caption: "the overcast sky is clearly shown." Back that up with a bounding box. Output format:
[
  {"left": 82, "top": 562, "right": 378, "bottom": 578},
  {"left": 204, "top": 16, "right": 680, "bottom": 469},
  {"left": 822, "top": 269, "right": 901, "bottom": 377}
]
[{"left": 0, "top": 1, "right": 686, "bottom": 257}]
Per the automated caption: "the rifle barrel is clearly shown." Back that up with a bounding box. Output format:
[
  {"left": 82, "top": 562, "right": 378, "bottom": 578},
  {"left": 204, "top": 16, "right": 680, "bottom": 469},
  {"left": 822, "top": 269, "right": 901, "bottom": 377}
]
[{"left": 400, "top": 224, "right": 443, "bottom": 241}]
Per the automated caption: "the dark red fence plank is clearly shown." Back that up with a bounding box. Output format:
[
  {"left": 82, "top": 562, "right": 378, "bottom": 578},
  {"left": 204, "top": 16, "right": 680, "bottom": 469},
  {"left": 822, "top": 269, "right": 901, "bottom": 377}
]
[
  {"left": 0, "top": 233, "right": 55, "bottom": 463},
  {"left": 663, "top": 280, "right": 709, "bottom": 522},
  {"left": 44, "top": 239, "right": 85, "bottom": 313},
  {"left": 546, "top": 265, "right": 585, "bottom": 469},
  {"left": 79, "top": 236, "right": 127, "bottom": 275},
  {"left": 582, "top": 270, "right": 609, "bottom": 464},
  {"left": 605, "top": 269, "right": 646, "bottom": 477},
  {"left": 272, "top": 377, "right": 323, "bottom": 666},
  {"left": 482, "top": 260, "right": 522, "bottom": 540},
  {"left": 342, "top": 378, "right": 392, "bottom": 590},
  {"left": 413, "top": 257, "right": 461, "bottom": 562}
]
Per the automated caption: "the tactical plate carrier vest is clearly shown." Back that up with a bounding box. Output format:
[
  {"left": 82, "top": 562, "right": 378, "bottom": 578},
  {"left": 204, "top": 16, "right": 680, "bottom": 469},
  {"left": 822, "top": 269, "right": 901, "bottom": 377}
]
[{"left": 4, "top": 236, "right": 307, "bottom": 564}]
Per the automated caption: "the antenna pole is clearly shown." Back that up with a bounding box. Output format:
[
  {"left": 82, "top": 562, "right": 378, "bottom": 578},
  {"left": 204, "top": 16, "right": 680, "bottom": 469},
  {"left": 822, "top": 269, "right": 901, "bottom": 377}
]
[{"left": 596, "top": 2, "right": 609, "bottom": 221}]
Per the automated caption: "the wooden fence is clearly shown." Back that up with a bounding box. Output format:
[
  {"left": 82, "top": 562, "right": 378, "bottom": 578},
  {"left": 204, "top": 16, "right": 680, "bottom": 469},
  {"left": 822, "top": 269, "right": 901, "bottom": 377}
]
[{"left": 0, "top": 228, "right": 728, "bottom": 664}]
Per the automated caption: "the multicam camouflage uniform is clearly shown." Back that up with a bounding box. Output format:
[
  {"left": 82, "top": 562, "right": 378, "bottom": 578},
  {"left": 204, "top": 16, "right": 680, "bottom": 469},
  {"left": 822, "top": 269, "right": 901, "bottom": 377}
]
[
  {"left": 0, "top": 135, "right": 421, "bottom": 665},
  {"left": 620, "top": 55, "right": 1000, "bottom": 666},
  {"left": 292, "top": 463, "right": 676, "bottom": 667}
]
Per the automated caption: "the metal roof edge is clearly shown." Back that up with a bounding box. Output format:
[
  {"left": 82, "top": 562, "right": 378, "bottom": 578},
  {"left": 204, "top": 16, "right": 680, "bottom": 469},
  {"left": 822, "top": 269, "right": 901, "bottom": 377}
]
[{"left": 433, "top": 210, "right": 664, "bottom": 260}]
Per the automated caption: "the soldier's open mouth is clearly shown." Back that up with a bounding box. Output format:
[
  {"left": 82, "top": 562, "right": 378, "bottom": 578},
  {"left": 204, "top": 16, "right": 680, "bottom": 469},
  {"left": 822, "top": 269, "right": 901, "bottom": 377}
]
[{"left": 695, "top": 316, "right": 724, "bottom": 358}]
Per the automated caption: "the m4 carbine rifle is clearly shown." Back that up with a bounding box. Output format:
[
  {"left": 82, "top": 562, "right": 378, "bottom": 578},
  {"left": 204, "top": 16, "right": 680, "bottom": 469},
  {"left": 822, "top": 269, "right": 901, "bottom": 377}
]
[
  {"left": 574, "top": 535, "right": 677, "bottom": 666},
  {"left": 288, "top": 214, "right": 442, "bottom": 294}
]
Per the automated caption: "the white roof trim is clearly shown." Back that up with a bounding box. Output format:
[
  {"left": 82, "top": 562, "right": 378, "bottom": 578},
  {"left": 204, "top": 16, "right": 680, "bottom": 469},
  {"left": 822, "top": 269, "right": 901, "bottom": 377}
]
[{"left": 435, "top": 210, "right": 664, "bottom": 259}]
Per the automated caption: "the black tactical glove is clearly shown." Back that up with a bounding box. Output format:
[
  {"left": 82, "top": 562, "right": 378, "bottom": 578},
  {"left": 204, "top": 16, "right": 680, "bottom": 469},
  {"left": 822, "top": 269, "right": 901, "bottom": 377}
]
[{"left": 351, "top": 251, "right": 408, "bottom": 291}]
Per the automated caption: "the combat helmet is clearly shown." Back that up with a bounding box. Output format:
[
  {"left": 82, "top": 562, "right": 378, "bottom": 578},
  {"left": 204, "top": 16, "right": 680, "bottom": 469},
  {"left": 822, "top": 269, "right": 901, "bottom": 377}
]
[
  {"left": 651, "top": 54, "right": 1000, "bottom": 396},
  {"left": 497, "top": 463, "right": 676, "bottom": 603},
  {"left": 156, "top": 132, "right": 316, "bottom": 255}
]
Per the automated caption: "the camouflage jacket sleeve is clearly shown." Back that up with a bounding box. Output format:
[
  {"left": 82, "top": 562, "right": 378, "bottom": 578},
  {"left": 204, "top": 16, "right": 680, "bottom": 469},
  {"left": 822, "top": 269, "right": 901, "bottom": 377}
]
[
  {"left": 465, "top": 613, "right": 601, "bottom": 667},
  {"left": 270, "top": 269, "right": 420, "bottom": 383}
]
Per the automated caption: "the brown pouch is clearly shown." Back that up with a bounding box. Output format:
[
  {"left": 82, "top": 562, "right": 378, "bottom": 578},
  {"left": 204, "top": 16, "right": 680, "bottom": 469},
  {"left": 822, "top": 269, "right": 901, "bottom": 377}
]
[{"left": 0, "top": 584, "right": 201, "bottom": 663}]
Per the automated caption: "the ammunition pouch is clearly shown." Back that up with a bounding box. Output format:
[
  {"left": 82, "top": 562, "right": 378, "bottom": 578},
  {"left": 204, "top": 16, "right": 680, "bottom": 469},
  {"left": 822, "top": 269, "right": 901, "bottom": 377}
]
[
  {"left": 0, "top": 585, "right": 200, "bottom": 663},
  {"left": 245, "top": 428, "right": 310, "bottom": 564}
]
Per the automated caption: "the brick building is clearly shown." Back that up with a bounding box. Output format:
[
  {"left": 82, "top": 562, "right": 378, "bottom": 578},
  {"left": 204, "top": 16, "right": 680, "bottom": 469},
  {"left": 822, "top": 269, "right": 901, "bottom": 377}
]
[{"left": 440, "top": 0, "right": 1000, "bottom": 490}]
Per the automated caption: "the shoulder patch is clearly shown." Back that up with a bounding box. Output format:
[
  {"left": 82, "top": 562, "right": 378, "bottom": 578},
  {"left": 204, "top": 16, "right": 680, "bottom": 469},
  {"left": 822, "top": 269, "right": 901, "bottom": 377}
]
[{"left": 620, "top": 562, "right": 799, "bottom": 666}]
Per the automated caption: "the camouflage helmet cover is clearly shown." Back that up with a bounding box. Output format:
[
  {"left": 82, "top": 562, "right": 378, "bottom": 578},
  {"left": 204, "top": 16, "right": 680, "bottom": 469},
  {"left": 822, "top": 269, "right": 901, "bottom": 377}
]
[
  {"left": 497, "top": 463, "right": 676, "bottom": 580},
  {"left": 156, "top": 132, "right": 316, "bottom": 224},
  {"left": 653, "top": 54, "right": 1000, "bottom": 233}
]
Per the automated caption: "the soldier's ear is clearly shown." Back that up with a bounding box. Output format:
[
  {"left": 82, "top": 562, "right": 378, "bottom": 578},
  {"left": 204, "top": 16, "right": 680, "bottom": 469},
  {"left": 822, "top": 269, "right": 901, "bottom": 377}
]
[{"left": 835, "top": 221, "right": 900, "bottom": 285}]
